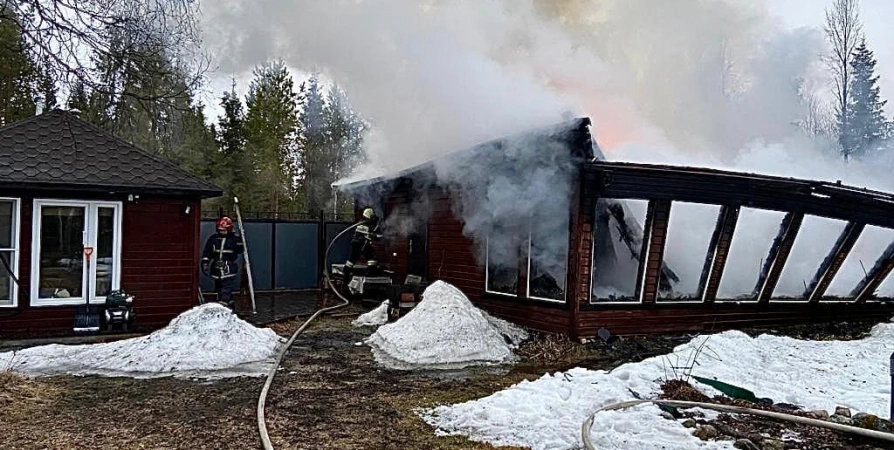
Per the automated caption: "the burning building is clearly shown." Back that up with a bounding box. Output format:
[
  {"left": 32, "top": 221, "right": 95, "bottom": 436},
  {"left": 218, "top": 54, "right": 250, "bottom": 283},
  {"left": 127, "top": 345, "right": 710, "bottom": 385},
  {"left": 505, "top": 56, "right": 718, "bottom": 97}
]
[{"left": 335, "top": 118, "right": 894, "bottom": 338}]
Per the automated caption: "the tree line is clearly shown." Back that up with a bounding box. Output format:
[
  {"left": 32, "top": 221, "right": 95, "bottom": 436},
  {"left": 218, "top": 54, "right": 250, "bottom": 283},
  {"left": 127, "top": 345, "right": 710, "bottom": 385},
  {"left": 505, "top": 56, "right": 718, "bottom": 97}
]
[
  {"left": 819, "top": 0, "right": 892, "bottom": 160},
  {"left": 1, "top": 0, "right": 893, "bottom": 221},
  {"left": 0, "top": 5, "right": 364, "bottom": 218}
]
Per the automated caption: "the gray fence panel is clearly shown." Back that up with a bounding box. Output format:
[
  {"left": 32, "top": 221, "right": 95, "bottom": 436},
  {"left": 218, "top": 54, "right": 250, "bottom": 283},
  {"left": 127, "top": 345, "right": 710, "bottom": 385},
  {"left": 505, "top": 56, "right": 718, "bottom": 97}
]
[
  {"left": 199, "top": 218, "right": 354, "bottom": 293},
  {"left": 242, "top": 222, "right": 273, "bottom": 290},
  {"left": 325, "top": 222, "right": 353, "bottom": 266},
  {"left": 274, "top": 222, "right": 319, "bottom": 289}
]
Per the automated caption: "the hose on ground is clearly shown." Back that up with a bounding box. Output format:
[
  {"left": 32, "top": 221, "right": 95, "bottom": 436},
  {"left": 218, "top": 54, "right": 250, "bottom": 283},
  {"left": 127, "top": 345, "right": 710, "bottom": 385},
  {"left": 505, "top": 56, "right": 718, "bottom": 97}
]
[
  {"left": 581, "top": 399, "right": 894, "bottom": 450},
  {"left": 257, "top": 222, "right": 361, "bottom": 450}
]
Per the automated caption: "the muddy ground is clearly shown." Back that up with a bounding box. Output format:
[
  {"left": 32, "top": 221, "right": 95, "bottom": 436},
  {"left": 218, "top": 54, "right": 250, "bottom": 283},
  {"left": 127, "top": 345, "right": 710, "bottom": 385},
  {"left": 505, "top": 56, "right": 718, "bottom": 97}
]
[{"left": 0, "top": 315, "right": 890, "bottom": 450}]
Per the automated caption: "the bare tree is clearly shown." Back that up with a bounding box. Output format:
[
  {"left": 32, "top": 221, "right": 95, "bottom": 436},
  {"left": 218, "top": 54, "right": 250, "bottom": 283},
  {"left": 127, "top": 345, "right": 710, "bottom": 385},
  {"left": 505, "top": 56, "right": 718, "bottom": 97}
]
[
  {"left": 824, "top": 0, "right": 863, "bottom": 159},
  {"left": 0, "top": 0, "right": 209, "bottom": 103}
]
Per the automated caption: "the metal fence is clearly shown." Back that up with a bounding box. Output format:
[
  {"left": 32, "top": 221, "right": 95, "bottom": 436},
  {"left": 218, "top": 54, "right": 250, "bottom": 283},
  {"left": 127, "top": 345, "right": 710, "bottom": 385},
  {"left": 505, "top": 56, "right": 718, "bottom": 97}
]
[{"left": 198, "top": 213, "right": 354, "bottom": 293}]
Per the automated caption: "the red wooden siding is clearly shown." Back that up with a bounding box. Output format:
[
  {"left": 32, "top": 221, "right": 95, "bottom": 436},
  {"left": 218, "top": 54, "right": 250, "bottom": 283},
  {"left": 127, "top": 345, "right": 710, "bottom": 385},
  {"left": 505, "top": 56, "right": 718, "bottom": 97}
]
[{"left": 0, "top": 195, "right": 202, "bottom": 338}]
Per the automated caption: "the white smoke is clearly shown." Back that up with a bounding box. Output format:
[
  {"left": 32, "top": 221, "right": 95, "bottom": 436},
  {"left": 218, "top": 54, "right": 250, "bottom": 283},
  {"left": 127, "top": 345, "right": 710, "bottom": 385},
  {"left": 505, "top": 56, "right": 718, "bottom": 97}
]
[{"left": 203, "top": 0, "right": 894, "bottom": 299}]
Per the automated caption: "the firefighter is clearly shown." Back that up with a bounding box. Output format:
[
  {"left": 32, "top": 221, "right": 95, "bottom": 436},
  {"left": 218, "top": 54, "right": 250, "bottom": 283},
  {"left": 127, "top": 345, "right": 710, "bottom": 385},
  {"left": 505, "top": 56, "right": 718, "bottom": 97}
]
[
  {"left": 345, "top": 206, "right": 382, "bottom": 272},
  {"left": 201, "top": 217, "right": 244, "bottom": 308}
]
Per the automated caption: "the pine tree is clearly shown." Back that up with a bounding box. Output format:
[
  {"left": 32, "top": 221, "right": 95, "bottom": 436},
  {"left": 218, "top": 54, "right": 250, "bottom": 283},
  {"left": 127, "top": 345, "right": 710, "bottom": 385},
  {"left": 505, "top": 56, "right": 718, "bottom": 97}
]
[
  {"left": 216, "top": 87, "right": 251, "bottom": 211},
  {"left": 244, "top": 61, "right": 302, "bottom": 216},
  {"left": 0, "top": 6, "right": 38, "bottom": 124},
  {"left": 300, "top": 74, "right": 328, "bottom": 216},
  {"left": 322, "top": 84, "right": 365, "bottom": 216},
  {"left": 842, "top": 39, "right": 888, "bottom": 159}
]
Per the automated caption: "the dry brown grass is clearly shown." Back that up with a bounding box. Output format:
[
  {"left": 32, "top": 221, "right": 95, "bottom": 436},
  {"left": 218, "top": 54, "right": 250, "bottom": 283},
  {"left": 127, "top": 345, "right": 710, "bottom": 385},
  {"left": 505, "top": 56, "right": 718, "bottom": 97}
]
[
  {"left": 0, "top": 371, "right": 60, "bottom": 418},
  {"left": 516, "top": 331, "right": 587, "bottom": 366}
]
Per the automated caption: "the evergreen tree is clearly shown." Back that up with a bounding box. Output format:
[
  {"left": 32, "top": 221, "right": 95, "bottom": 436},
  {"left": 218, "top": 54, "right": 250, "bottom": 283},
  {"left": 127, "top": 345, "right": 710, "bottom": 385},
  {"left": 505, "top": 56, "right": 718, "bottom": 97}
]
[
  {"left": 67, "top": 81, "right": 89, "bottom": 112},
  {"left": 244, "top": 61, "right": 302, "bottom": 215},
  {"left": 322, "top": 84, "right": 365, "bottom": 216},
  {"left": 842, "top": 39, "right": 888, "bottom": 159},
  {"left": 300, "top": 74, "right": 328, "bottom": 215},
  {"left": 0, "top": 6, "right": 38, "bottom": 124},
  {"left": 216, "top": 87, "right": 251, "bottom": 211}
]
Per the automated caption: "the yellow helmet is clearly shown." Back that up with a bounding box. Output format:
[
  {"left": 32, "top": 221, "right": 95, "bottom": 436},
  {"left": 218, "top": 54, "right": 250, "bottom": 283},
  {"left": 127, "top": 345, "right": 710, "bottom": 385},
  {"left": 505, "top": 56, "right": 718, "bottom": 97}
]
[{"left": 362, "top": 207, "right": 376, "bottom": 220}]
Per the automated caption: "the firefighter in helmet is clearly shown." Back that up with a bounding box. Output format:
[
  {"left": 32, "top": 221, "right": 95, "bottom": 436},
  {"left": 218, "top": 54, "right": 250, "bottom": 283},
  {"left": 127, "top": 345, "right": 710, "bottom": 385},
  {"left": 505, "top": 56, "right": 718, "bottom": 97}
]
[
  {"left": 201, "top": 217, "right": 244, "bottom": 308},
  {"left": 346, "top": 206, "right": 382, "bottom": 271}
]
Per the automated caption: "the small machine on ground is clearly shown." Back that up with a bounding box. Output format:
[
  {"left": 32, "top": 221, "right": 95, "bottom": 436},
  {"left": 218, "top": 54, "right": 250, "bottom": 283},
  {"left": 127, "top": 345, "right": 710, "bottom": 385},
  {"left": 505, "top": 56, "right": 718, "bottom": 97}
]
[{"left": 102, "top": 289, "right": 135, "bottom": 332}]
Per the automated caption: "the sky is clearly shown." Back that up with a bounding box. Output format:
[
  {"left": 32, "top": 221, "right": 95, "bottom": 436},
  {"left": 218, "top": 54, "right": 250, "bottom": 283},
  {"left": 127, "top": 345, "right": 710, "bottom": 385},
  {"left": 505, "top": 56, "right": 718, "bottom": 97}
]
[
  {"left": 766, "top": 0, "right": 894, "bottom": 101},
  {"left": 198, "top": 0, "right": 894, "bottom": 125}
]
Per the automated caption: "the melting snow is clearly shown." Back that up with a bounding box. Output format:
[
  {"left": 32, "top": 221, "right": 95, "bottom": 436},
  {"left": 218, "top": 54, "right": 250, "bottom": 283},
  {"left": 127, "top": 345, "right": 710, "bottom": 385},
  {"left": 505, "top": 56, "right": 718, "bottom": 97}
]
[
  {"left": 364, "top": 280, "right": 527, "bottom": 369},
  {"left": 0, "top": 303, "right": 283, "bottom": 379},
  {"left": 422, "top": 323, "right": 894, "bottom": 450},
  {"left": 352, "top": 301, "right": 390, "bottom": 327}
]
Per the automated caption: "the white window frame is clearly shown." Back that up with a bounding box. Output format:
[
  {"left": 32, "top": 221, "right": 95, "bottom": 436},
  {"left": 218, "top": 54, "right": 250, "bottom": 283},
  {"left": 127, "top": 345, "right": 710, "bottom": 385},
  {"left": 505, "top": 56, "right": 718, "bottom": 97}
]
[
  {"left": 30, "top": 199, "right": 123, "bottom": 307},
  {"left": 0, "top": 198, "right": 21, "bottom": 308},
  {"left": 526, "top": 231, "right": 568, "bottom": 304},
  {"left": 484, "top": 235, "right": 519, "bottom": 297}
]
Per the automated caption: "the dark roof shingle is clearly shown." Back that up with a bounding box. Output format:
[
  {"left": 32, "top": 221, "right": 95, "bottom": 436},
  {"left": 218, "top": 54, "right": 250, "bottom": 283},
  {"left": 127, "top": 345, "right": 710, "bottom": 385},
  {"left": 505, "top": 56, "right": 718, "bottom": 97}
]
[{"left": 0, "top": 109, "right": 222, "bottom": 197}]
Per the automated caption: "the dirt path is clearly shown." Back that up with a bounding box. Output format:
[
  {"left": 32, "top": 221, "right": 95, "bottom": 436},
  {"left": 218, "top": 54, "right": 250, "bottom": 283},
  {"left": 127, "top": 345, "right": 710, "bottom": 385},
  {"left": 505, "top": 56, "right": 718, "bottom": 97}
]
[
  {"left": 2, "top": 314, "right": 882, "bottom": 450},
  {"left": 0, "top": 374, "right": 262, "bottom": 449}
]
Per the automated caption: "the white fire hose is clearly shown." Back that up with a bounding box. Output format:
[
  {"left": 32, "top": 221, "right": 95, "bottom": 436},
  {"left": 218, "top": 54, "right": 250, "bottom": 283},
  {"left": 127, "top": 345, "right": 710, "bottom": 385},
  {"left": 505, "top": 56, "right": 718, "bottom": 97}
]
[
  {"left": 581, "top": 399, "right": 894, "bottom": 450},
  {"left": 257, "top": 222, "right": 361, "bottom": 450}
]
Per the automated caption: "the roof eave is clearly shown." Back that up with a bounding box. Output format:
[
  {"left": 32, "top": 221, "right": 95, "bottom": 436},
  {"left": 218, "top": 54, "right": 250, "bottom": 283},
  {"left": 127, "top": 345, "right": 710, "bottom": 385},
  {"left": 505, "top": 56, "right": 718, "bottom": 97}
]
[{"left": 0, "top": 181, "right": 223, "bottom": 198}]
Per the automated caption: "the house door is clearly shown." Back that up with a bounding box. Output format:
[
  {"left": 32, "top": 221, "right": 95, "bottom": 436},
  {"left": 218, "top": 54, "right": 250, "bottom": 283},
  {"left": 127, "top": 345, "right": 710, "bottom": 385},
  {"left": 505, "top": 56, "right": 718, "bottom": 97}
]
[{"left": 406, "top": 228, "right": 427, "bottom": 280}]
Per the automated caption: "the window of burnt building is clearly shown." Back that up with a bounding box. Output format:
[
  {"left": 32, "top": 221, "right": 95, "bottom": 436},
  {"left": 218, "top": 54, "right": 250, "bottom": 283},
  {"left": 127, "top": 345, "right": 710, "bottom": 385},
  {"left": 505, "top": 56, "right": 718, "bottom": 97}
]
[
  {"left": 485, "top": 223, "right": 522, "bottom": 296},
  {"left": 590, "top": 199, "right": 648, "bottom": 303},
  {"left": 716, "top": 207, "right": 786, "bottom": 301},
  {"left": 774, "top": 216, "right": 848, "bottom": 301},
  {"left": 826, "top": 225, "right": 894, "bottom": 300},
  {"left": 659, "top": 202, "right": 721, "bottom": 302},
  {"left": 527, "top": 210, "right": 569, "bottom": 302}
]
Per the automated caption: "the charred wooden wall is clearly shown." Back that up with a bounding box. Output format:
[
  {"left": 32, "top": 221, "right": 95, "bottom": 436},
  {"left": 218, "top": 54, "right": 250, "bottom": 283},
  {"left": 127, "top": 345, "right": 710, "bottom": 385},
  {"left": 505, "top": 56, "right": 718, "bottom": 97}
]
[
  {"left": 363, "top": 182, "right": 573, "bottom": 334},
  {"left": 573, "top": 162, "right": 894, "bottom": 338},
  {"left": 0, "top": 194, "right": 202, "bottom": 338},
  {"left": 351, "top": 158, "right": 894, "bottom": 339}
]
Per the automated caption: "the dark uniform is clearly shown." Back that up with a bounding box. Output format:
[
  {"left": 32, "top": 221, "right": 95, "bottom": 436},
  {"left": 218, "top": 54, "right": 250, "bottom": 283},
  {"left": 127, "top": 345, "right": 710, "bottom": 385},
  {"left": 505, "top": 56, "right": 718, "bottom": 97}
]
[
  {"left": 346, "top": 207, "right": 381, "bottom": 269},
  {"left": 201, "top": 217, "right": 244, "bottom": 307}
]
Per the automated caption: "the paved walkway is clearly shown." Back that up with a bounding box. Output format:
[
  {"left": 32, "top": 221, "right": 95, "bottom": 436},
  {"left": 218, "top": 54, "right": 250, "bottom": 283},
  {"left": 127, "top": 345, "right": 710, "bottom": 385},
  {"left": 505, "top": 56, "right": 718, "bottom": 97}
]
[{"left": 240, "top": 290, "right": 321, "bottom": 325}]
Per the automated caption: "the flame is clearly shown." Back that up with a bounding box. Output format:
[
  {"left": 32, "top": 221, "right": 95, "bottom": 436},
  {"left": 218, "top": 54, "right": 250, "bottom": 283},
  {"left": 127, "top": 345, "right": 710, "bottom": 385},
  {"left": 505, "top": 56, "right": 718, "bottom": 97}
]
[{"left": 543, "top": 74, "right": 649, "bottom": 154}]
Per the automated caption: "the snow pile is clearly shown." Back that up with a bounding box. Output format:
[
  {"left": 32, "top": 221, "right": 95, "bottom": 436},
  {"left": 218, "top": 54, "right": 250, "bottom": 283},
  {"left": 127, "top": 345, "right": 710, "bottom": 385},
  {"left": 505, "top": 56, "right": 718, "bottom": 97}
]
[
  {"left": 365, "top": 280, "right": 527, "bottom": 369},
  {"left": 352, "top": 301, "right": 390, "bottom": 327},
  {"left": 0, "top": 303, "right": 283, "bottom": 379},
  {"left": 422, "top": 323, "right": 894, "bottom": 450}
]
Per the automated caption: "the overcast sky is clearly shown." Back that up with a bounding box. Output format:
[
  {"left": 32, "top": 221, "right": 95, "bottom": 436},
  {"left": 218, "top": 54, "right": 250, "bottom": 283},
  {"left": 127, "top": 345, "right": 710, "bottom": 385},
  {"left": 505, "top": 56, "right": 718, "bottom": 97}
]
[
  {"left": 199, "top": 0, "right": 894, "bottom": 123},
  {"left": 767, "top": 0, "right": 894, "bottom": 100}
]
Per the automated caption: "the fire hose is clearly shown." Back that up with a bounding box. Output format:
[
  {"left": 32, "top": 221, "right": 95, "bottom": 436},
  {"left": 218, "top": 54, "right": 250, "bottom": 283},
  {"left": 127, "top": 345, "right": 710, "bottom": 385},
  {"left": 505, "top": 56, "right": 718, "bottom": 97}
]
[
  {"left": 580, "top": 399, "right": 894, "bottom": 449},
  {"left": 257, "top": 221, "right": 361, "bottom": 450}
]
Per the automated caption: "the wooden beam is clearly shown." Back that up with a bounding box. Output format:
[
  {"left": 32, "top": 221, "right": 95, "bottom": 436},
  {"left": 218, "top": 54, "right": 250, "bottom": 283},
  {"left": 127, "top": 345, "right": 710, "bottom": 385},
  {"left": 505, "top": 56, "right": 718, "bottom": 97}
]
[
  {"left": 805, "top": 221, "right": 865, "bottom": 302},
  {"left": 635, "top": 199, "right": 672, "bottom": 304},
  {"left": 698, "top": 205, "right": 740, "bottom": 303},
  {"left": 755, "top": 212, "right": 804, "bottom": 303},
  {"left": 852, "top": 241, "right": 894, "bottom": 303}
]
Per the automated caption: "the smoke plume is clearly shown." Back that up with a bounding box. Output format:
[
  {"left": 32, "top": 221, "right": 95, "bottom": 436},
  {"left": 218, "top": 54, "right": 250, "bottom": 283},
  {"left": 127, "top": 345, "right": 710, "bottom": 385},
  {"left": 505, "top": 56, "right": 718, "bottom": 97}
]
[{"left": 204, "top": 0, "right": 894, "bottom": 298}]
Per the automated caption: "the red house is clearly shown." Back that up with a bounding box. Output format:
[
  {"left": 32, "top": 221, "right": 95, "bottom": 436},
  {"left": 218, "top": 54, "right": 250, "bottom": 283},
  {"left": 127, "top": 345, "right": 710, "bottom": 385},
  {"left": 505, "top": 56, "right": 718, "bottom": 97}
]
[
  {"left": 0, "top": 109, "right": 222, "bottom": 337},
  {"left": 338, "top": 118, "right": 894, "bottom": 338}
]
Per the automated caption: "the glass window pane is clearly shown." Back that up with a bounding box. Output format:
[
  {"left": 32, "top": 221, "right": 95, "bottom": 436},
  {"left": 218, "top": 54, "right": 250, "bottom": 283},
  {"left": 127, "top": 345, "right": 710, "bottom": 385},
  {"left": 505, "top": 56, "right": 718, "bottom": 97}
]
[
  {"left": 96, "top": 207, "right": 116, "bottom": 297},
  {"left": 774, "top": 216, "right": 848, "bottom": 300},
  {"left": 717, "top": 208, "right": 786, "bottom": 300},
  {"left": 39, "top": 206, "right": 85, "bottom": 299},
  {"left": 591, "top": 199, "right": 648, "bottom": 302},
  {"left": 826, "top": 226, "right": 894, "bottom": 298},
  {"left": 659, "top": 202, "right": 720, "bottom": 301},
  {"left": 529, "top": 212, "right": 569, "bottom": 301},
  {"left": 487, "top": 223, "right": 521, "bottom": 295},
  {"left": 0, "top": 200, "right": 13, "bottom": 249},
  {"left": 0, "top": 250, "right": 12, "bottom": 305}
]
